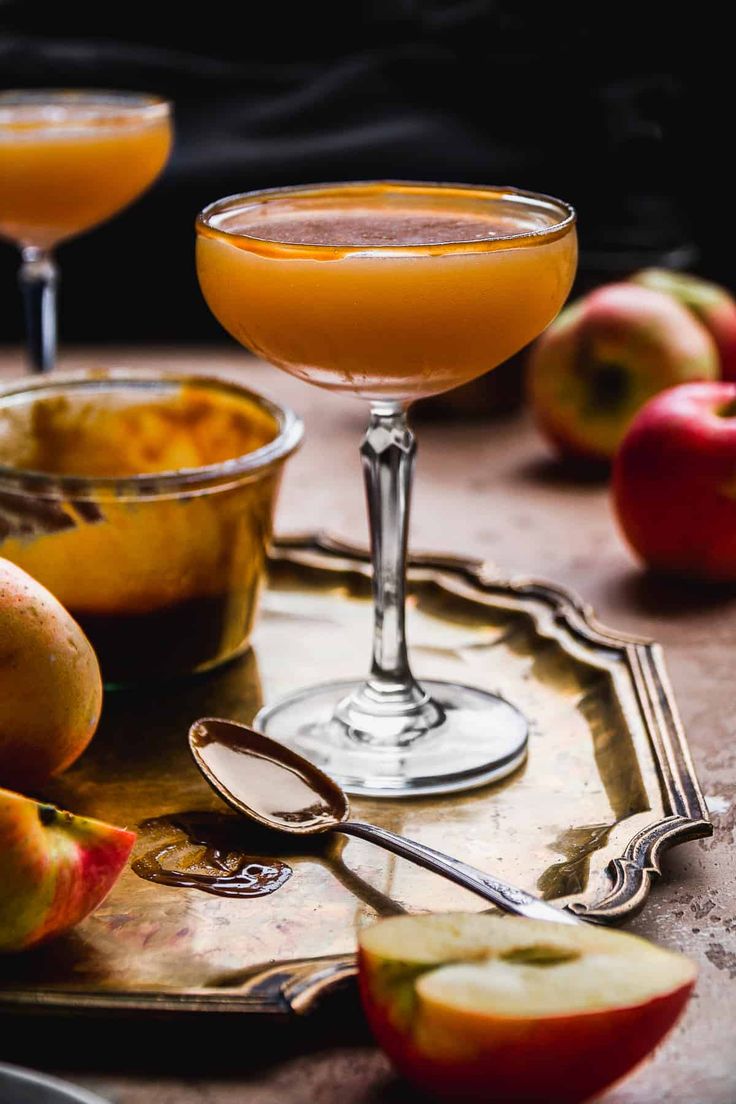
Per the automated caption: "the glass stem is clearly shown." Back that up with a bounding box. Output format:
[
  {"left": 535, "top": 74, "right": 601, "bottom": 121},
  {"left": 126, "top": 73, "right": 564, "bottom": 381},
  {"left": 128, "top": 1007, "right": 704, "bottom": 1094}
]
[
  {"left": 19, "top": 247, "right": 58, "bottom": 373},
  {"left": 336, "top": 402, "right": 445, "bottom": 745}
]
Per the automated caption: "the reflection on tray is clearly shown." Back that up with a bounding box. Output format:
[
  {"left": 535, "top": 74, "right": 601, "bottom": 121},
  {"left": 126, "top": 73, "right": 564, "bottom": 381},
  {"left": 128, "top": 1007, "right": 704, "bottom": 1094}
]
[{"left": 0, "top": 537, "right": 710, "bottom": 1015}]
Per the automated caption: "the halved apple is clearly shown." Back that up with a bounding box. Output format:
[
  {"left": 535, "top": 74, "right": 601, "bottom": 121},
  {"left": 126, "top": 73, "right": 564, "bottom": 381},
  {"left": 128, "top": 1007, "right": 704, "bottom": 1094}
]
[
  {"left": 358, "top": 913, "right": 695, "bottom": 1103},
  {"left": 0, "top": 787, "right": 135, "bottom": 952}
]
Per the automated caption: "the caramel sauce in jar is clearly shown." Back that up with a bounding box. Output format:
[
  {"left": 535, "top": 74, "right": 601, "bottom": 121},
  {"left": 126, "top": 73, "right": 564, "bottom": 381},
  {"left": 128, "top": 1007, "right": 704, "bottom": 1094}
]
[{"left": 0, "top": 373, "right": 302, "bottom": 684}]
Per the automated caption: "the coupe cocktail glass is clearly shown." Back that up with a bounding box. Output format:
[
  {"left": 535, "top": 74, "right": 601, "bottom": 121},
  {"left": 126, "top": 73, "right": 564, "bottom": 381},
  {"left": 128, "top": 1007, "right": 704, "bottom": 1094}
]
[
  {"left": 0, "top": 90, "right": 172, "bottom": 373},
  {"left": 196, "top": 181, "right": 577, "bottom": 797}
]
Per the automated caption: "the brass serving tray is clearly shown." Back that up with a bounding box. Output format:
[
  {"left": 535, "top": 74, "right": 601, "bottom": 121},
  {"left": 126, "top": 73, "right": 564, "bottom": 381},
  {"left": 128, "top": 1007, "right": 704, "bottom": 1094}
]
[{"left": 0, "top": 534, "right": 711, "bottom": 1018}]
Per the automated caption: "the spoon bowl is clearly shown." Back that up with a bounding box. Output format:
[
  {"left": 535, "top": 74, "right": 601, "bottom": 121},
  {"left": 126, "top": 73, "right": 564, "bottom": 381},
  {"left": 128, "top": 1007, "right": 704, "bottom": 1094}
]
[
  {"left": 190, "top": 717, "right": 348, "bottom": 834},
  {"left": 188, "top": 717, "right": 581, "bottom": 926}
]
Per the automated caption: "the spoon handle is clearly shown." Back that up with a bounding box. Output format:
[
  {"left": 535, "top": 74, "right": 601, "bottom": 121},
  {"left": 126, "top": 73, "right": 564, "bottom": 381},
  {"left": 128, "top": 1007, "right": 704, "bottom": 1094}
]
[{"left": 341, "top": 820, "right": 581, "bottom": 926}]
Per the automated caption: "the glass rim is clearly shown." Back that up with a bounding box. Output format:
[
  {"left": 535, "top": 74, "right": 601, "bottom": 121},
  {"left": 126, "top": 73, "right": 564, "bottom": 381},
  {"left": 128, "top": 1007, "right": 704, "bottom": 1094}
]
[
  {"left": 0, "top": 88, "right": 171, "bottom": 121},
  {"left": 196, "top": 180, "right": 576, "bottom": 257},
  {"left": 0, "top": 370, "right": 303, "bottom": 496}
]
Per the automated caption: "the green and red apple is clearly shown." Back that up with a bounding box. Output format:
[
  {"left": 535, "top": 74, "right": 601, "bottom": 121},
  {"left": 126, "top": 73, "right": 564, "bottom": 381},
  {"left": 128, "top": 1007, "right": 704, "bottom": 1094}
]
[
  {"left": 631, "top": 268, "right": 736, "bottom": 382},
  {"left": 0, "top": 787, "right": 135, "bottom": 952},
  {"left": 527, "top": 282, "right": 718, "bottom": 463},
  {"left": 614, "top": 380, "right": 736, "bottom": 580},
  {"left": 359, "top": 912, "right": 694, "bottom": 1104}
]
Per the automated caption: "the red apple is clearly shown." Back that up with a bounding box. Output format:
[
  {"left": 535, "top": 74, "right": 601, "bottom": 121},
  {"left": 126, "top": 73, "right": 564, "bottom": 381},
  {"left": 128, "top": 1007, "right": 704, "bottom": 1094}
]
[
  {"left": 0, "top": 787, "right": 135, "bottom": 952},
  {"left": 614, "top": 380, "right": 736, "bottom": 579},
  {"left": 359, "top": 912, "right": 695, "bottom": 1104},
  {"left": 631, "top": 268, "right": 736, "bottom": 381},
  {"left": 527, "top": 282, "right": 718, "bottom": 463}
]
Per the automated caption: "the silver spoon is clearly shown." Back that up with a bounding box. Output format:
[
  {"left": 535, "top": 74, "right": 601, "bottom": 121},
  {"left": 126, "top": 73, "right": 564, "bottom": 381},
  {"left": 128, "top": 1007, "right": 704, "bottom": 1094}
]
[{"left": 188, "top": 717, "right": 581, "bottom": 926}]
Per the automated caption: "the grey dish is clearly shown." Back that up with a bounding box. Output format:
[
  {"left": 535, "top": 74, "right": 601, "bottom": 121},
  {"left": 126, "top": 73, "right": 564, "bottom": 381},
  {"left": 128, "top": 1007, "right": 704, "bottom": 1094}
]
[{"left": 0, "top": 1064, "right": 109, "bottom": 1104}]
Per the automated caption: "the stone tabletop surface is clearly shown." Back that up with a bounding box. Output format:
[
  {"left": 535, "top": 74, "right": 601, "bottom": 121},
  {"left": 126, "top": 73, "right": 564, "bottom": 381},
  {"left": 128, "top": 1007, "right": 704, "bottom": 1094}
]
[{"left": 0, "top": 347, "right": 734, "bottom": 1104}]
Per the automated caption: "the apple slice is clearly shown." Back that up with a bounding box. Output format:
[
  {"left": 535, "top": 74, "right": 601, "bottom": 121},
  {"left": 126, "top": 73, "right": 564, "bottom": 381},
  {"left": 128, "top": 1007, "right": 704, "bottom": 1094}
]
[
  {"left": 359, "top": 913, "right": 695, "bottom": 1104},
  {"left": 0, "top": 787, "right": 135, "bottom": 952}
]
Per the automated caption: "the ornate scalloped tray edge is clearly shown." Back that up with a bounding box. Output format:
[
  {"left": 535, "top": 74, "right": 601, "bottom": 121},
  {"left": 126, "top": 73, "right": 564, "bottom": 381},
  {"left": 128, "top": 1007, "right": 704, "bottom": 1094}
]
[{"left": 0, "top": 533, "right": 711, "bottom": 1018}]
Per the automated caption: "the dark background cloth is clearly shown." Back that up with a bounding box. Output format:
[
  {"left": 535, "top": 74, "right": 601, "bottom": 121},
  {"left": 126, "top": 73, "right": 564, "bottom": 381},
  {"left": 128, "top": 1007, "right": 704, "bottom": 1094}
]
[{"left": 0, "top": 1, "right": 724, "bottom": 344}]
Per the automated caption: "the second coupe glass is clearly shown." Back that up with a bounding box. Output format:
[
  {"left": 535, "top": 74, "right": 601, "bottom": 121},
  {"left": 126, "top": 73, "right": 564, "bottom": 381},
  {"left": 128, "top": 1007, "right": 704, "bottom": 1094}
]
[{"left": 0, "top": 89, "right": 172, "bottom": 373}]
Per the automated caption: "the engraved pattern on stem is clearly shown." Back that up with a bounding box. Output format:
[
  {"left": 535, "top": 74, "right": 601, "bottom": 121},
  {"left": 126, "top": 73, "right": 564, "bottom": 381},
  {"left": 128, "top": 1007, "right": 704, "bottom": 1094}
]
[{"left": 334, "top": 402, "right": 445, "bottom": 745}]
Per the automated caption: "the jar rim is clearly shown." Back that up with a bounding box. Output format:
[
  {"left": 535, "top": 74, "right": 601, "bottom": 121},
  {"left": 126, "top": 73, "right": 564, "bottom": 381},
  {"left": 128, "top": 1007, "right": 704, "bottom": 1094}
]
[{"left": 0, "top": 369, "right": 304, "bottom": 496}]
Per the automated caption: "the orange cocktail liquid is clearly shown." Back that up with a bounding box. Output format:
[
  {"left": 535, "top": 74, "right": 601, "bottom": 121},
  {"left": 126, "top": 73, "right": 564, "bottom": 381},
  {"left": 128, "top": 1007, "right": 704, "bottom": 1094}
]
[
  {"left": 196, "top": 183, "right": 578, "bottom": 401},
  {"left": 0, "top": 104, "right": 171, "bottom": 248}
]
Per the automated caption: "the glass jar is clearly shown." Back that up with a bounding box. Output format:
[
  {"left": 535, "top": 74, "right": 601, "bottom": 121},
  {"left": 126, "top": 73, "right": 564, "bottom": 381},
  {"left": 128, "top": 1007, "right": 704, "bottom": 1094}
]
[{"left": 0, "top": 370, "right": 303, "bottom": 684}]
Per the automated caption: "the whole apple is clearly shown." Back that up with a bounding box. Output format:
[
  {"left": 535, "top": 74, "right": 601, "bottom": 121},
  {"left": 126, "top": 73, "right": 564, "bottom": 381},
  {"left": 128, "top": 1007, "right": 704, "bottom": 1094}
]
[
  {"left": 614, "top": 380, "right": 736, "bottom": 579},
  {"left": 359, "top": 912, "right": 695, "bottom": 1104},
  {"left": 0, "top": 787, "right": 135, "bottom": 952},
  {"left": 527, "top": 282, "right": 718, "bottom": 463},
  {"left": 631, "top": 268, "right": 736, "bottom": 382},
  {"left": 0, "top": 558, "right": 102, "bottom": 788}
]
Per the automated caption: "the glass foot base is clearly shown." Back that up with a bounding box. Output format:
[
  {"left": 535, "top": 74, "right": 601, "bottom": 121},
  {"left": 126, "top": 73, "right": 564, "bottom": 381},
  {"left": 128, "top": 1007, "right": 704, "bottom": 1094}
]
[{"left": 254, "top": 678, "right": 528, "bottom": 797}]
